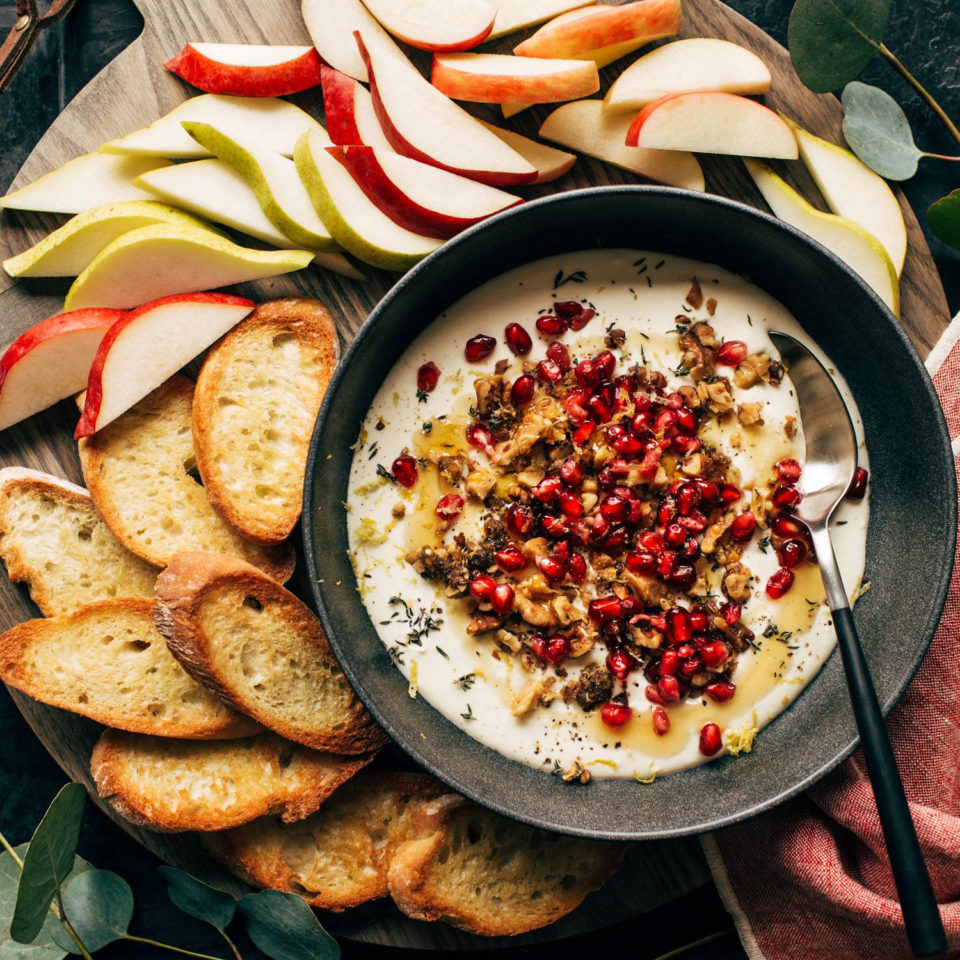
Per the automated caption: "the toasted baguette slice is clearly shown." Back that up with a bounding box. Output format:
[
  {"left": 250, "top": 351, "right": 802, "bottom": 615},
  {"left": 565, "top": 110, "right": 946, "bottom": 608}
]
[
  {"left": 388, "top": 795, "right": 626, "bottom": 936},
  {"left": 0, "top": 597, "right": 257, "bottom": 738},
  {"left": 91, "top": 729, "right": 374, "bottom": 832},
  {"left": 193, "top": 299, "right": 339, "bottom": 545},
  {"left": 78, "top": 376, "right": 294, "bottom": 582},
  {"left": 0, "top": 466, "right": 157, "bottom": 616},
  {"left": 154, "top": 552, "right": 384, "bottom": 754},
  {"left": 204, "top": 770, "right": 446, "bottom": 911}
]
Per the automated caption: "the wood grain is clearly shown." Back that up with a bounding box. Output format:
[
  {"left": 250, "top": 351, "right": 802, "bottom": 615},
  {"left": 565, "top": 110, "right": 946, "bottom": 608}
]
[{"left": 0, "top": 0, "right": 949, "bottom": 950}]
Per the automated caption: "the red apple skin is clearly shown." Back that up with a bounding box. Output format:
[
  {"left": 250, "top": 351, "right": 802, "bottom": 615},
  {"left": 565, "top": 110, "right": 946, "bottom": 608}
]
[
  {"left": 355, "top": 33, "right": 538, "bottom": 187},
  {"left": 164, "top": 43, "right": 324, "bottom": 97},
  {"left": 625, "top": 92, "right": 685, "bottom": 146},
  {"left": 327, "top": 145, "right": 522, "bottom": 239},
  {"left": 391, "top": 20, "right": 494, "bottom": 53},
  {"left": 430, "top": 56, "right": 599, "bottom": 104},
  {"left": 75, "top": 292, "right": 254, "bottom": 439},
  {"left": 514, "top": 0, "right": 681, "bottom": 58},
  {"left": 321, "top": 64, "right": 364, "bottom": 145}
]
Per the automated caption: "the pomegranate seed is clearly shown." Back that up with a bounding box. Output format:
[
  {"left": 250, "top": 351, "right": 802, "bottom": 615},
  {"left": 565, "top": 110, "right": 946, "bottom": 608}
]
[
  {"left": 701, "top": 640, "right": 729, "bottom": 668},
  {"left": 766, "top": 567, "right": 795, "bottom": 599},
  {"left": 510, "top": 374, "right": 535, "bottom": 406},
  {"left": 490, "top": 583, "right": 515, "bottom": 614},
  {"left": 538, "top": 556, "right": 565, "bottom": 581},
  {"left": 545, "top": 635, "right": 570, "bottom": 663},
  {"left": 573, "top": 420, "right": 596, "bottom": 446},
  {"left": 655, "top": 409, "right": 678, "bottom": 435},
  {"left": 605, "top": 423, "right": 626, "bottom": 444},
  {"left": 699, "top": 722, "right": 723, "bottom": 756},
  {"left": 626, "top": 550, "right": 657, "bottom": 574},
  {"left": 676, "top": 643, "right": 695, "bottom": 659},
  {"left": 658, "top": 675, "right": 681, "bottom": 702},
  {"left": 541, "top": 514, "right": 568, "bottom": 538},
  {"left": 771, "top": 515, "right": 808, "bottom": 539},
  {"left": 568, "top": 306, "right": 595, "bottom": 331},
  {"left": 664, "top": 522, "right": 686, "bottom": 547},
  {"left": 469, "top": 574, "right": 496, "bottom": 602},
  {"left": 465, "top": 421, "right": 494, "bottom": 452},
  {"left": 535, "top": 314, "right": 566, "bottom": 336},
  {"left": 606, "top": 648, "right": 637, "bottom": 679},
  {"left": 666, "top": 607, "right": 692, "bottom": 645},
  {"left": 776, "top": 458, "right": 802, "bottom": 483},
  {"left": 506, "top": 503, "right": 534, "bottom": 535},
  {"left": 560, "top": 459, "right": 583, "bottom": 486},
  {"left": 694, "top": 480, "right": 720, "bottom": 502},
  {"left": 719, "top": 483, "right": 741, "bottom": 505},
  {"left": 558, "top": 490, "right": 584, "bottom": 518},
  {"left": 435, "top": 493, "right": 464, "bottom": 522},
  {"left": 553, "top": 300, "right": 582, "bottom": 319},
  {"left": 719, "top": 601, "right": 741, "bottom": 626},
  {"left": 715, "top": 340, "right": 747, "bottom": 366},
  {"left": 602, "top": 617, "right": 625, "bottom": 637},
  {"left": 677, "top": 510, "right": 708, "bottom": 533},
  {"left": 778, "top": 538, "right": 807, "bottom": 568},
  {"left": 657, "top": 549, "right": 677, "bottom": 577},
  {"left": 593, "top": 350, "right": 617, "bottom": 380},
  {"left": 601, "top": 702, "right": 632, "bottom": 727},
  {"left": 681, "top": 536, "right": 701, "bottom": 561},
  {"left": 659, "top": 649, "right": 679, "bottom": 676},
  {"left": 675, "top": 407, "right": 697, "bottom": 432},
  {"left": 658, "top": 496, "right": 677, "bottom": 526},
  {"left": 533, "top": 476, "right": 562, "bottom": 502},
  {"left": 529, "top": 635, "right": 548, "bottom": 659},
  {"left": 640, "top": 531, "right": 664, "bottom": 554},
  {"left": 464, "top": 334, "right": 496, "bottom": 362},
  {"left": 588, "top": 596, "right": 622, "bottom": 622},
  {"left": 504, "top": 322, "right": 532, "bottom": 356},
  {"left": 677, "top": 482, "right": 701, "bottom": 516},
  {"left": 575, "top": 359, "right": 597, "bottom": 388},
  {"left": 536, "top": 359, "right": 562, "bottom": 383},
  {"left": 546, "top": 341, "right": 571, "bottom": 372},
  {"left": 590, "top": 512, "right": 611, "bottom": 540},
  {"left": 652, "top": 707, "right": 671, "bottom": 736},
  {"left": 496, "top": 545, "right": 526, "bottom": 572},
  {"left": 847, "top": 466, "right": 868, "bottom": 500},
  {"left": 416, "top": 361, "right": 440, "bottom": 393},
  {"left": 772, "top": 484, "right": 802, "bottom": 509},
  {"left": 645, "top": 684, "right": 665, "bottom": 705},
  {"left": 666, "top": 564, "right": 695, "bottom": 585},
  {"left": 631, "top": 411, "right": 652, "bottom": 435},
  {"left": 553, "top": 540, "right": 570, "bottom": 564},
  {"left": 391, "top": 455, "right": 418, "bottom": 487},
  {"left": 567, "top": 553, "right": 587, "bottom": 583},
  {"left": 706, "top": 680, "right": 736, "bottom": 703},
  {"left": 729, "top": 512, "right": 756, "bottom": 541},
  {"left": 600, "top": 495, "right": 628, "bottom": 522}
]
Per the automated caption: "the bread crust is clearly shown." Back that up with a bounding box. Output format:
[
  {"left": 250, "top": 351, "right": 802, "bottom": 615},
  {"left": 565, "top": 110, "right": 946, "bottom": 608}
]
[
  {"left": 78, "top": 376, "right": 295, "bottom": 582},
  {"left": 193, "top": 298, "right": 340, "bottom": 545},
  {"left": 91, "top": 728, "right": 374, "bottom": 832},
  {"left": 154, "top": 552, "right": 385, "bottom": 754},
  {"left": 0, "top": 597, "right": 257, "bottom": 738}
]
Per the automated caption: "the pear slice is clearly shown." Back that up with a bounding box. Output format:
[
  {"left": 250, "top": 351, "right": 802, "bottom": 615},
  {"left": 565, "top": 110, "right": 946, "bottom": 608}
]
[
  {"left": 0, "top": 153, "right": 173, "bottom": 215},
  {"left": 182, "top": 121, "right": 336, "bottom": 250},
  {"left": 64, "top": 223, "right": 314, "bottom": 310},
  {"left": 3, "top": 201, "right": 214, "bottom": 278},
  {"left": 784, "top": 118, "right": 907, "bottom": 276},
  {"left": 744, "top": 159, "right": 899, "bottom": 315},
  {"left": 99, "top": 94, "right": 324, "bottom": 158},
  {"left": 294, "top": 130, "right": 441, "bottom": 271},
  {"left": 133, "top": 161, "right": 364, "bottom": 280}
]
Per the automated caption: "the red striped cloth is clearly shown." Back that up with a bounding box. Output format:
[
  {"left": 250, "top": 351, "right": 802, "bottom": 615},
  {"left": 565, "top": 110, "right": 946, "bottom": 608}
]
[{"left": 704, "top": 316, "right": 960, "bottom": 959}]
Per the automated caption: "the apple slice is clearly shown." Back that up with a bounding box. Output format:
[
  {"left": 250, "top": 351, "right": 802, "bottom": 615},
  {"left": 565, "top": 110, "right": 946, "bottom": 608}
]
[
  {"left": 64, "top": 223, "right": 314, "bottom": 310},
  {"left": 183, "top": 121, "right": 337, "bottom": 250},
  {"left": 432, "top": 52, "right": 599, "bottom": 104},
  {"left": 489, "top": 0, "right": 597, "bottom": 40},
  {"left": 356, "top": 29, "right": 537, "bottom": 186},
  {"left": 0, "top": 309, "right": 125, "bottom": 432},
  {"left": 0, "top": 153, "right": 172, "bottom": 215},
  {"left": 295, "top": 130, "right": 441, "bottom": 271},
  {"left": 514, "top": 0, "right": 680, "bottom": 59},
  {"left": 76, "top": 293, "right": 255, "bottom": 438},
  {"left": 786, "top": 118, "right": 907, "bottom": 275},
  {"left": 745, "top": 159, "right": 899, "bottom": 315},
  {"left": 626, "top": 92, "right": 798, "bottom": 158},
  {"left": 539, "top": 100, "right": 703, "bottom": 190},
  {"left": 328, "top": 145, "right": 521, "bottom": 239},
  {"left": 99, "top": 94, "right": 325, "bottom": 158},
  {"left": 300, "top": 0, "right": 392, "bottom": 82},
  {"left": 321, "top": 65, "right": 395, "bottom": 151},
  {"left": 362, "top": 0, "right": 495, "bottom": 51},
  {"left": 478, "top": 121, "right": 576, "bottom": 183},
  {"left": 165, "top": 43, "right": 323, "bottom": 96},
  {"left": 132, "top": 160, "right": 363, "bottom": 280},
  {"left": 3, "top": 201, "right": 211, "bottom": 278},
  {"left": 604, "top": 39, "right": 772, "bottom": 113}
]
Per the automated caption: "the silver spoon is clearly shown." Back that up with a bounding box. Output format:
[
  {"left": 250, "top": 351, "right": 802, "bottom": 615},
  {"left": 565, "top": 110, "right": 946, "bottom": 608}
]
[{"left": 770, "top": 331, "right": 946, "bottom": 957}]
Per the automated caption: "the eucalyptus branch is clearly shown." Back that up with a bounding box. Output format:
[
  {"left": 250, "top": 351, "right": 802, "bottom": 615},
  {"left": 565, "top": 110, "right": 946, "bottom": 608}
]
[
  {"left": 651, "top": 929, "right": 732, "bottom": 960},
  {"left": 122, "top": 932, "right": 230, "bottom": 960},
  {"left": 0, "top": 829, "right": 23, "bottom": 868},
  {"left": 877, "top": 44, "right": 960, "bottom": 147},
  {"left": 219, "top": 929, "right": 244, "bottom": 960}
]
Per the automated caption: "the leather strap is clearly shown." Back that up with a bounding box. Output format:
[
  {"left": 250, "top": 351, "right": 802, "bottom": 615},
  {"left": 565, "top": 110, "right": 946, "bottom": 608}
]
[{"left": 0, "top": 0, "right": 79, "bottom": 94}]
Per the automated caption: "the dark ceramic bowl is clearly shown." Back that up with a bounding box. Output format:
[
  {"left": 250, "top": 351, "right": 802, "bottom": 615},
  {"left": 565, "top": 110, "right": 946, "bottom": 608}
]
[{"left": 303, "top": 187, "right": 955, "bottom": 840}]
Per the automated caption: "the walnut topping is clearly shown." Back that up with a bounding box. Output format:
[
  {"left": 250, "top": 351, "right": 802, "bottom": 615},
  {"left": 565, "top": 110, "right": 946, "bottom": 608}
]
[
  {"left": 723, "top": 562, "right": 752, "bottom": 602},
  {"left": 392, "top": 502, "right": 406, "bottom": 519},
  {"left": 734, "top": 353, "right": 771, "bottom": 389},
  {"left": 706, "top": 297, "right": 717, "bottom": 316},
  {"left": 699, "top": 378, "right": 735, "bottom": 414},
  {"left": 569, "top": 663, "right": 614, "bottom": 711},
  {"left": 465, "top": 467, "right": 496, "bottom": 501},
  {"left": 511, "top": 675, "right": 556, "bottom": 716},
  {"left": 561, "top": 760, "right": 591, "bottom": 784},
  {"left": 737, "top": 402, "right": 765, "bottom": 428},
  {"left": 784, "top": 416, "right": 798, "bottom": 439},
  {"left": 685, "top": 280, "right": 703, "bottom": 309}
]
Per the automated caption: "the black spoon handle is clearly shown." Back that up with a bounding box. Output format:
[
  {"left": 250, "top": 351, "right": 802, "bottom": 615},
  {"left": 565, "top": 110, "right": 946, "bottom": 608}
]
[{"left": 831, "top": 604, "right": 947, "bottom": 956}]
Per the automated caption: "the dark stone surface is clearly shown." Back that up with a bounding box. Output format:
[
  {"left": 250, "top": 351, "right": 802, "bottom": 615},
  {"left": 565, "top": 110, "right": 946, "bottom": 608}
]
[{"left": 0, "top": 1, "right": 956, "bottom": 957}]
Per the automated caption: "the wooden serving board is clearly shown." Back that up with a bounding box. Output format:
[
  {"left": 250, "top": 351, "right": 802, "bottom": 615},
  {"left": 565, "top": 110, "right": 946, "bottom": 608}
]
[{"left": 0, "top": 0, "right": 949, "bottom": 951}]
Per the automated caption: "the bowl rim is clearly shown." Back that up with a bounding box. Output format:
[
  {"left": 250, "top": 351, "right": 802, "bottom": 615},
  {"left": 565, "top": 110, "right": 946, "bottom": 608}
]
[{"left": 302, "top": 184, "right": 956, "bottom": 839}]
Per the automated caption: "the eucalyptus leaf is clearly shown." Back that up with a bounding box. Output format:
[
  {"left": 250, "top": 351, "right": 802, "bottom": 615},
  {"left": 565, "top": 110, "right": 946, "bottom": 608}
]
[
  {"left": 239, "top": 891, "right": 339, "bottom": 960},
  {"left": 928, "top": 190, "right": 960, "bottom": 250},
  {"left": 11, "top": 784, "right": 86, "bottom": 945},
  {"left": 51, "top": 870, "right": 133, "bottom": 954},
  {"left": 842, "top": 81, "right": 924, "bottom": 179},
  {"left": 788, "top": 0, "right": 890, "bottom": 93},
  {"left": 158, "top": 867, "right": 236, "bottom": 932}
]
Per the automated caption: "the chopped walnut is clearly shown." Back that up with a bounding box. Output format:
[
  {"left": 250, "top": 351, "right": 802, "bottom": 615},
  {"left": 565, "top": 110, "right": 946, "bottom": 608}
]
[
  {"left": 521, "top": 537, "right": 550, "bottom": 562},
  {"left": 624, "top": 569, "right": 668, "bottom": 606},
  {"left": 511, "top": 675, "right": 556, "bottom": 716},
  {"left": 681, "top": 452, "right": 709, "bottom": 476},
  {"left": 551, "top": 594, "right": 582, "bottom": 625},
  {"left": 784, "top": 416, "right": 798, "bottom": 439},
  {"left": 561, "top": 760, "right": 591, "bottom": 784},
  {"left": 690, "top": 321, "right": 718, "bottom": 348},
  {"left": 493, "top": 396, "right": 559, "bottom": 466},
  {"left": 516, "top": 466, "right": 545, "bottom": 488},
  {"left": 701, "top": 512, "right": 734, "bottom": 554},
  {"left": 465, "top": 467, "right": 497, "bottom": 501},
  {"left": 568, "top": 633, "right": 595, "bottom": 658},
  {"left": 685, "top": 280, "right": 703, "bottom": 310},
  {"left": 628, "top": 624, "right": 663, "bottom": 649},
  {"left": 723, "top": 562, "right": 752, "bottom": 602},
  {"left": 437, "top": 455, "right": 466, "bottom": 484},
  {"left": 570, "top": 663, "right": 613, "bottom": 711},
  {"left": 514, "top": 578, "right": 559, "bottom": 627},
  {"left": 467, "top": 612, "right": 504, "bottom": 634},
  {"left": 495, "top": 629, "right": 522, "bottom": 653},
  {"left": 734, "top": 353, "right": 771, "bottom": 389},
  {"left": 737, "top": 402, "right": 765, "bottom": 428},
  {"left": 391, "top": 502, "right": 406, "bottom": 519},
  {"left": 706, "top": 298, "right": 717, "bottom": 316},
  {"left": 699, "top": 378, "right": 735, "bottom": 415},
  {"left": 605, "top": 327, "right": 626, "bottom": 348}
]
